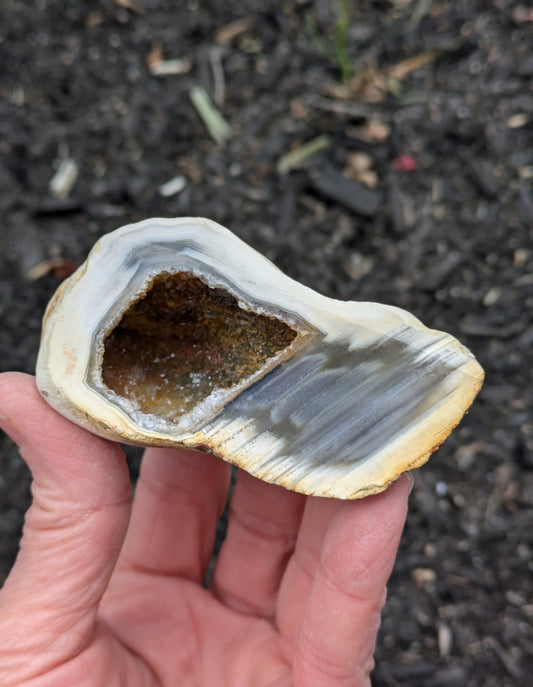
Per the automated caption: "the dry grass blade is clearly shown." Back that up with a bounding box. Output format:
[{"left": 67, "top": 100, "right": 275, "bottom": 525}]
[
  {"left": 387, "top": 50, "right": 440, "bottom": 80},
  {"left": 189, "top": 86, "right": 233, "bottom": 144}
]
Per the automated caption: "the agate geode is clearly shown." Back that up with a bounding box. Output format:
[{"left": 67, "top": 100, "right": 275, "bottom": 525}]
[{"left": 36, "top": 217, "right": 484, "bottom": 498}]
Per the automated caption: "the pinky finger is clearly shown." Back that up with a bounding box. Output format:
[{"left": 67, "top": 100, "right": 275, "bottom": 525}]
[{"left": 292, "top": 476, "right": 411, "bottom": 686}]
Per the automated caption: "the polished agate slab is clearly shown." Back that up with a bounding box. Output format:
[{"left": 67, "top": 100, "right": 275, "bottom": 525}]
[{"left": 36, "top": 218, "right": 484, "bottom": 499}]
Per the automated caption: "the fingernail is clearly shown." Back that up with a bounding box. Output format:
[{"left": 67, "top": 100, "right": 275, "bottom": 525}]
[{"left": 406, "top": 471, "right": 415, "bottom": 494}]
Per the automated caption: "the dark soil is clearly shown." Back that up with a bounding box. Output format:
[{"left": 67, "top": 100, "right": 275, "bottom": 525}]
[{"left": 1, "top": 1, "right": 532, "bottom": 685}]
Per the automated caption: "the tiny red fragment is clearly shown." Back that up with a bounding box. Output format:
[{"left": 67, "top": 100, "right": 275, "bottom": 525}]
[{"left": 393, "top": 154, "right": 417, "bottom": 172}]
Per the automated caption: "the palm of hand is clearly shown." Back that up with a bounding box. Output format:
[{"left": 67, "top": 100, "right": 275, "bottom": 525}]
[
  {"left": 98, "top": 570, "right": 291, "bottom": 686},
  {"left": 0, "top": 373, "right": 409, "bottom": 687}
]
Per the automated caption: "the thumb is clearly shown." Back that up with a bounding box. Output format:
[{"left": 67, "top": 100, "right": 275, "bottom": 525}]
[{"left": 0, "top": 373, "right": 131, "bottom": 677}]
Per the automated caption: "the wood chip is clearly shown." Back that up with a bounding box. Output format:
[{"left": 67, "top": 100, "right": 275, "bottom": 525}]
[
  {"left": 49, "top": 159, "right": 79, "bottom": 199},
  {"left": 308, "top": 164, "right": 382, "bottom": 217},
  {"left": 412, "top": 567, "right": 437, "bottom": 587},
  {"left": 150, "top": 58, "right": 192, "bottom": 77},
  {"left": 438, "top": 622, "right": 453, "bottom": 659},
  {"left": 148, "top": 45, "right": 191, "bottom": 76},
  {"left": 507, "top": 113, "right": 529, "bottom": 129},
  {"left": 343, "top": 252, "right": 374, "bottom": 281},
  {"left": 351, "top": 120, "right": 391, "bottom": 143},
  {"left": 388, "top": 50, "right": 440, "bottom": 80},
  {"left": 485, "top": 637, "right": 523, "bottom": 680},
  {"left": 215, "top": 19, "right": 250, "bottom": 45},
  {"left": 159, "top": 175, "right": 187, "bottom": 197},
  {"left": 482, "top": 286, "right": 501, "bottom": 307},
  {"left": 115, "top": 0, "right": 143, "bottom": 12},
  {"left": 26, "top": 258, "right": 76, "bottom": 282},
  {"left": 345, "top": 152, "right": 379, "bottom": 188}
]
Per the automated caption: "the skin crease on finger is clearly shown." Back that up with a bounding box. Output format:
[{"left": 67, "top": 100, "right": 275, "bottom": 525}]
[{"left": 0, "top": 372, "right": 410, "bottom": 687}]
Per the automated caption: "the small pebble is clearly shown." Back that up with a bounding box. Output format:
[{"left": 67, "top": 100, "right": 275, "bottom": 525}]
[
  {"left": 507, "top": 113, "right": 528, "bottom": 129},
  {"left": 483, "top": 287, "right": 501, "bottom": 307},
  {"left": 435, "top": 481, "right": 447, "bottom": 496}
]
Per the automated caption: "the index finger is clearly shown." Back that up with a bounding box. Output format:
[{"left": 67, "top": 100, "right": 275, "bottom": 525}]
[{"left": 0, "top": 372, "right": 131, "bottom": 681}]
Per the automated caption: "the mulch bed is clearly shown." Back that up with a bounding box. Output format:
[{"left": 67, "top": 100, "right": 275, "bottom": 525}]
[{"left": 1, "top": 1, "right": 532, "bottom": 684}]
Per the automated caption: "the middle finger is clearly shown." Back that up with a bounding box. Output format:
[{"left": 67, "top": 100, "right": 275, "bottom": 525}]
[
  {"left": 211, "top": 469, "right": 305, "bottom": 620},
  {"left": 116, "top": 446, "right": 230, "bottom": 582}
]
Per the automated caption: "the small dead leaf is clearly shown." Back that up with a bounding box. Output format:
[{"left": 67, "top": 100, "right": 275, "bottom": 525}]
[
  {"left": 323, "top": 81, "right": 352, "bottom": 100},
  {"left": 115, "top": 0, "right": 143, "bottom": 12},
  {"left": 412, "top": 567, "right": 437, "bottom": 588},
  {"left": 290, "top": 98, "right": 308, "bottom": 120},
  {"left": 238, "top": 34, "right": 262, "bottom": 54},
  {"left": 147, "top": 46, "right": 191, "bottom": 76},
  {"left": 347, "top": 152, "right": 372, "bottom": 174},
  {"left": 147, "top": 44, "right": 163, "bottom": 69},
  {"left": 86, "top": 11, "right": 104, "bottom": 27},
  {"left": 215, "top": 18, "right": 251, "bottom": 45},
  {"left": 514, "top": 248, "right": 529, "bottom": 268},
  {"left": 26, "top": 258, "right": 76, "bottom": 282},
  {"left": 361, "top": 120, "right": 391, "bottom": 142},
  {"left": 348, "top": 69, "right": 390, "bottom": 104},
  {"left": 181, "top": 160, "right": 201, "bottom": 184},
  {"left": 513, "top": 7, "right": 533, "bottom": 23},
  {"left": 345, "top": 152, "right": 379, "bottom": 188},
  {"left": 343, "top": 253, "right": 374, "bottom": 281},
  {"left": 388, "top": 50, "right": 439, "bottom": 80},
  {"left": 359, "top": 170, "right": 378, "bottom": 188}
]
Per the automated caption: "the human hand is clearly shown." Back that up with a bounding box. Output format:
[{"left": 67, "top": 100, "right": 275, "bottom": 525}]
[{"left": 0, "top": 372, "right": 411, "bottom": 687}]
